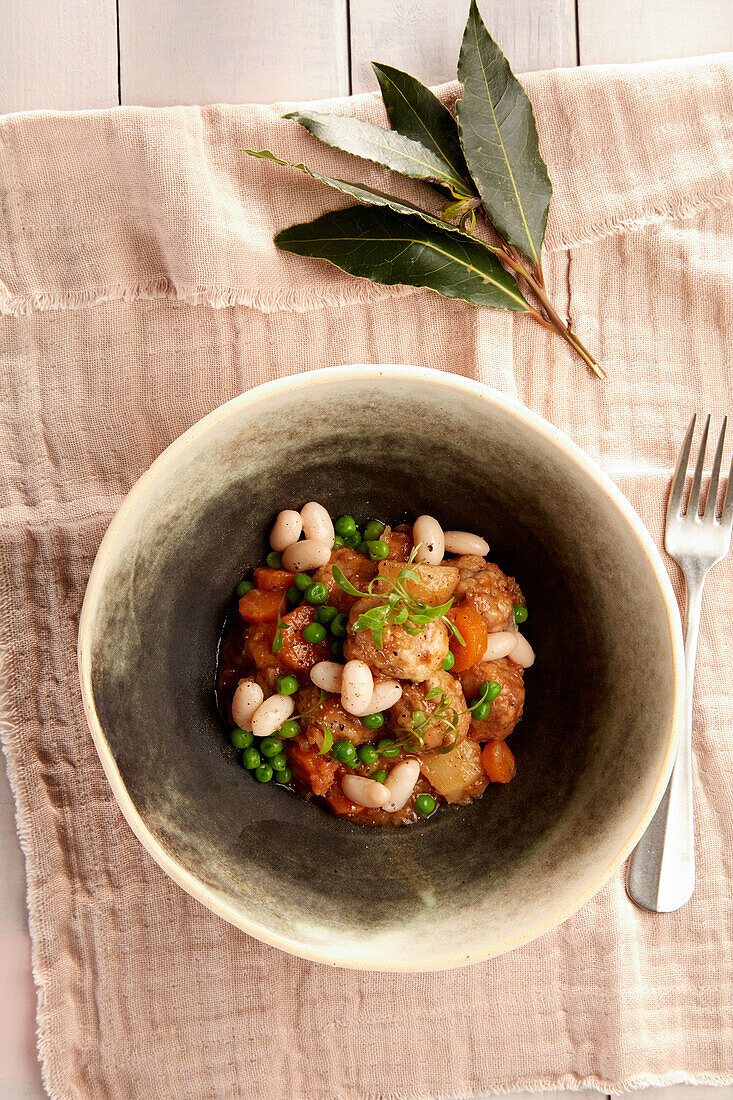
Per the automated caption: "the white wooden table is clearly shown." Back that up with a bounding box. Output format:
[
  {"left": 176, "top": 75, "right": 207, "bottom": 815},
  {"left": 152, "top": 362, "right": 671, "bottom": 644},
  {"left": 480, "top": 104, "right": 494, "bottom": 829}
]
[{"left": 1, "top": 2, "right": 732, "bottom": 1097}]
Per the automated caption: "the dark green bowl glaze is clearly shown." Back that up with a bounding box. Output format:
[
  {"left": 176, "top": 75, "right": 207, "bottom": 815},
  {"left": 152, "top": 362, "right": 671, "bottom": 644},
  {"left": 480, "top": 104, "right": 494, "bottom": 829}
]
[{"left": 78, "top": 365, "right": 684, "bottom": 970}]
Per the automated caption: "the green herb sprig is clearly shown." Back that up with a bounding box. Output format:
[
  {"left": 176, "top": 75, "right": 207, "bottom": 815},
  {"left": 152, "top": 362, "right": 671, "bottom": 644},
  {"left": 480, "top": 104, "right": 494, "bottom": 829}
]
[
  {"left": 243, "top": 0, "right": 604, "bottom": 379},
  {"left": 332, "top": 549, "right": 465, "bottom": 650},
  {"left": 271, "top": 596, "right": 290, "bottom": 655}
]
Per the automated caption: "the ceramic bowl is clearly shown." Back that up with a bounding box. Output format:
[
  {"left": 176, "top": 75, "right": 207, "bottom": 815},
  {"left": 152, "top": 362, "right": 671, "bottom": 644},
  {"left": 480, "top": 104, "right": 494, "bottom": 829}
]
[{"left": 78, "top": 365, "right": 684, "bottom": 971}]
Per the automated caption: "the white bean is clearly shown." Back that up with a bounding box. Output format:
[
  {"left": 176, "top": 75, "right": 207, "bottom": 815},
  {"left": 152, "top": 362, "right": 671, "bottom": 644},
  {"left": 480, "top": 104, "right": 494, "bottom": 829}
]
[
  {"left": 270, "top": 509, "right": 303, "bottom": 552},
  {"left": 310, "top": 660, "right": 344, "bottom": 693},
  {"left": 382, "top": 758, "right": 421, "bottom": 812},
  {"left": 368, "top": 679, "right": 403, "bottom": 713},
  {"left": 413, "top": 515, "right": 445, "bottom": 565},
  {"left": 510, "top": 633, "right": 535, "bottom": 668},
  {"left": 251, "top": 693, "right": 295, "bottom": 739},
  {"left": 340, "top": 659, "right": 375, "bottom": 716},
  {"left": 231, "top": 679, "right": 264, "bottom": 731},
  {"left": 482, "top": 631, "right": 519, "bottom": 662},
  {"left": 300, "top": 501, "right": 335, "bottom": 545},
  {"left": 443, "top": 530, "right": 490, "bottom": 556},
  {"left": 281, "top": 539, "right": 332, "bottom": 572},
  {"left": 341, "top": 774, "right": 391, "bottom": 809}
]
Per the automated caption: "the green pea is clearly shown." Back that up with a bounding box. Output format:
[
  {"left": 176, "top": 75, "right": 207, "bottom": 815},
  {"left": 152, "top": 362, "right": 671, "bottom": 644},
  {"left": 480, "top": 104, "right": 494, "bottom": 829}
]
[
  {"left": 295, "top": 572, "right": 312, "bottom": 592},
  {"left": 242, "top": 747, "right": 261, "bottom": 770},
  {"left": 330, "top": 640, "right": 344, "bottom": 659},
  {"left": 343, "top": 532, "right": 362, "bottom": 549},
  {"left": 270, "top": 752, "right": 288, "bottom": 771},
  {"left": 362, "top": 712, "right": 384, "bottom": 730},
  {"left": 332, "top": 740, "right": 358, "bottom": 766},
  {"left": 331, "top": 613, "right": 349, "bottom": 637},
  {"left": 415, "top": 794, "right": 437, "bottom": 816},
  {"left": 286, "top": 585, "right": 300, "bottom": 604},
  {"left": 275, "top": 674, "right": 299, "bottom": 696},
  {"left": 303, "top": 622, "right": 327, "bottom": 643},
  {"left": 279, "top": 719, "right": 301, "bottom": 739},
  {"left": 334, "top": 515, "right": 357, "bottom": 537},
  {"left": 260, "top": 736, "right": 283, "bottom": 758},
  {"left": 442, "top": 650, "right": 455, "bottom": 671},
  {"left": 235, "top": 579, "right": 253, "bottom": 598},
  {"left": 485, "top": 680, "right": 502, "bottom": 702},
  {"left": 363, "top": 520, "right": 386, "bottom": 541},
  {"left": 265, "top": 550, "right": 282, "bottom": 569},
  {"left": 332, "top": 536, "right": 346, "bottom": 550},
  {"left": 358, "top": 744, "right": 380, "bottom": 765},
  {"left": 305, "top": 581, "right": 329, "bottom": 605},
  {"left": 357, "top": 541, "right": 370, "bottom": 555},
  {"left": 366, "top": 540, "right": 389, "bottom": 562},
  {"left": 231, "top": 728, "right": 253, "bottom": 749},
  {"left": 471, "top": 700, "right": 490, "bottom": 721},
  {"left": 514, "top": 604, "right": 528, "bottom": 624},
  {"left": 255, "top": 763, "right": 274, "bottom": 783},
  {"left": 316, "top": 604, "right": 338, "bottom": 625},
  {"left": 274, "top": 766, "right": 292, "bottom": 784},
  {"left": 370, "top": 769, "right": 388, "bottom": 785},
  {"left": 377, "top": 738, "right": 401, "bottom": 758}
]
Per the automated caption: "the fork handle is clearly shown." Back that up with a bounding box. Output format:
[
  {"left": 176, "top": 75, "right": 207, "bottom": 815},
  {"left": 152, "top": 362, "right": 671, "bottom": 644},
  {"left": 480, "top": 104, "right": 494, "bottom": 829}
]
[{"left": 626, "top": 574, "right": 702, "bottom": 912}]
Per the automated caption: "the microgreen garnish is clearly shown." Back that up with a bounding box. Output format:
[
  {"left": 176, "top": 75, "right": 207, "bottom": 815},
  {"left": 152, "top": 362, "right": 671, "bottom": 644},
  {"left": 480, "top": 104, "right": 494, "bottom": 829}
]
[
  {"left": 318, "top": 723, "right": 334, "bottom": 756},
  {"left": 271, "top": 596, "right": 290, "bottom": 655},
  {"left": 331, "top": 547, "right": 465, "bottom": 650}
]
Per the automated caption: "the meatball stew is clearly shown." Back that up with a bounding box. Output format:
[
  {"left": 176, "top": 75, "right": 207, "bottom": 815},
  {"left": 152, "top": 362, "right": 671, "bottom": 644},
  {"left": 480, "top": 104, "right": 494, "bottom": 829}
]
[{"left": 216, "top": 504, "right": 534, "bottom": 826}]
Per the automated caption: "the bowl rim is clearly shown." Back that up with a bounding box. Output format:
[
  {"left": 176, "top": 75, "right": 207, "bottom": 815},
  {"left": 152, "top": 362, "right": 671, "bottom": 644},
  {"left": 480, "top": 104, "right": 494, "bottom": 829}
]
[{"left": 77, "top": 364, "right": 685, "bottom": 971}]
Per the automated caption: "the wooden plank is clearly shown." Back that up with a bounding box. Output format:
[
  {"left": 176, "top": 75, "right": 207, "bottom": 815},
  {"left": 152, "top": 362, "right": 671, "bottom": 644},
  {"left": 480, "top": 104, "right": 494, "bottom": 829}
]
[
  {"left": 349, "top": 0, "right": 577, "bottom": 94},
  {"left": 0, "top": 0, "right": 118, "bottom": 114},
  {"left": 118, "top": 0, "right": 350, "bottom": 106},
  {"left": 578, "top": 0, "right": 733, "bottom": 65}
]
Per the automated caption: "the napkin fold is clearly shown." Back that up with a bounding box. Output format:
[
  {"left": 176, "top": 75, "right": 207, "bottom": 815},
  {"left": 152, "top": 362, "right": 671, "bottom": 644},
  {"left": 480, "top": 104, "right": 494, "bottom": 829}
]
[{"left": 1, "top": 52, "right": 732, "bottom": 1100}]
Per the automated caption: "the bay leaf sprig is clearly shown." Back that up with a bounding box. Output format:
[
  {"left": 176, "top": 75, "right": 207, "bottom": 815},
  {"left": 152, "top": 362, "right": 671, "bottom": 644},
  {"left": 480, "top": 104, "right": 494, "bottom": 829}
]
[{"left": 243, "top": 0, "right": 603, "bottom": 379}]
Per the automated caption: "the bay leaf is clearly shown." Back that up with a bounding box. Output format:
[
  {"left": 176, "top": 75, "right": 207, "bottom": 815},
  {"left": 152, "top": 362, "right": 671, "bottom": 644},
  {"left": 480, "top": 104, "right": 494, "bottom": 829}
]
[
  {"left": 283, "top": 110, "right": 467, "bottom": 191},
  {"left": 371, "top": 62, "right": 473, "bottom": 196},
  {"left": 456, "top": 0, "right": 552, "bottom": 265},
  {"left": 243, "top": 148, "right": 464, "bottom": 234},
  {"left": 274, "top": 205, "right": 530, "bottom": 312}
]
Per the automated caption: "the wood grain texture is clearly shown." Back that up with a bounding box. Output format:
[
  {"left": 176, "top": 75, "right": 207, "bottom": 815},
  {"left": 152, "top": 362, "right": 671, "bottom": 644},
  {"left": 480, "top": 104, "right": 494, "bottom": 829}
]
[
  {"left": 579, "top": 0, "right": 733, "bottom": 65},
  {"left": 118, "top": 0, "right": 350, "bottom": 106},
  {"left": 0, "top": 0, "right": 118, "bottom": 114},
  {"left": 349, "top": 0, "right": 577, "bottom": 94}
]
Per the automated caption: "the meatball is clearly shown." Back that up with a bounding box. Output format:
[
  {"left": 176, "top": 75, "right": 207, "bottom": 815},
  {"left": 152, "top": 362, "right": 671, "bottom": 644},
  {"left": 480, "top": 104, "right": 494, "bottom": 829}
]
[
  {"left": 244, "top": 623, "right": 281, "bottom": 673},
  {"left": 312, "top": 548, "right": 377, "bottom": 613},
  {"left": 296, "top": 685, "right": 373, "bottom": 747},
  {"left": 457, "top": 656, "right": 525, "bottom": 741},
  {"left": 344, "top": 598, "right": 449, "bottom": 681},
  {"left": 453, "top": 555, "right": 524, "bottom": 632},
  {"left": 390, "top": 669, "right": 470, "bottom": 749}
]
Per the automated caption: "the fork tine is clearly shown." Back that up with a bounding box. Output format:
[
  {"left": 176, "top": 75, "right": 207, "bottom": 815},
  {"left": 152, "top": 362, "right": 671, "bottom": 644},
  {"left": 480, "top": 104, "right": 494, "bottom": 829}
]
[
  {"left": 704, "top": 416, "right": 727, "bottom": 522},
  {"left": 687, "top": 414, "right": 710, "bottom": 517},
  {"left": 667, "top": 414, "right": 696, "bottom": 520},
  {"left": 721, "top": 444, "right": 733, "bottom": 531}
]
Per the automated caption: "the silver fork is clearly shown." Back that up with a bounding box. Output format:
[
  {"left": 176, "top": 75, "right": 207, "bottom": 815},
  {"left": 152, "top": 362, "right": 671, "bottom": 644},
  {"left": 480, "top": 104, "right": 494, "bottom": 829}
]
[{"left": 627, "top": 415, "right": 733, "bottom": 912}]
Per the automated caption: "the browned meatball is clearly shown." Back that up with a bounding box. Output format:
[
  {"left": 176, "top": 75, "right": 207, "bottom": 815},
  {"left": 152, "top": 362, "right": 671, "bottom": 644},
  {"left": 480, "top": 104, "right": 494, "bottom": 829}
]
[
  {"left": 390, "top": 669, "right": 470, "bottom": 749},
  {"left": 344, "top": 598, "right": 449, "bottom": 681},
  {"left": 457, "top": 657, "right": 525, "bottom": 741},
  {"left": 296, "top": 684, "right": 373, "bottom": 747},
  {"left": 312, "top": 548, "right": 377, "bottom": 613},
  {"left": 244, "top": 623, "right": 281, "bottom": 673},
  {"left": 453, "top": 555, "right": 524, "bottom": 632}
]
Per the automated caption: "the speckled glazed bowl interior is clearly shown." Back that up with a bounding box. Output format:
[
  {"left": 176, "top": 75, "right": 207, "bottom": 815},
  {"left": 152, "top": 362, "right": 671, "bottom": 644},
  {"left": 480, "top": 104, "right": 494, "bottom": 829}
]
[{"left": 78, "top": 365, "right": 684, "bottom": 971}]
